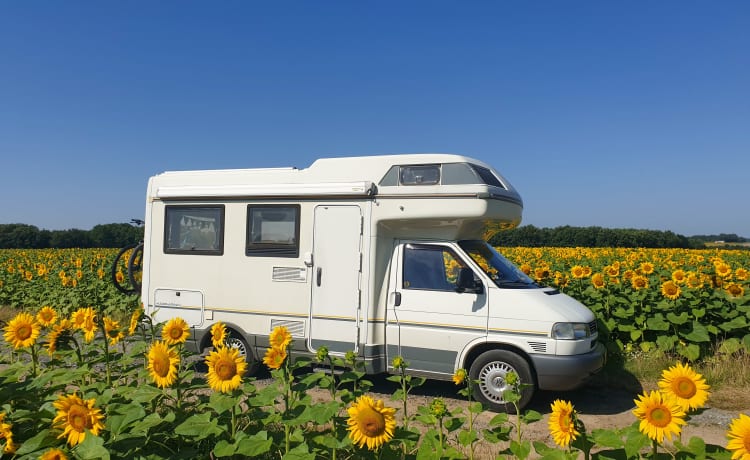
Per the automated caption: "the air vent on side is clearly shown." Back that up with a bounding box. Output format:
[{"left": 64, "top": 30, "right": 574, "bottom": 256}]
[
  {"left": 272, "top": 267, "right": 307, "bottom": 282},
  {"left": 528, "top": 342, "right": 547, "bottom": 353},
  {"left": 589, "top": 320, "right": 598, "bottom": 336},
  {"left": 271, "top": 319, "right": 305, "bottom": 337}
]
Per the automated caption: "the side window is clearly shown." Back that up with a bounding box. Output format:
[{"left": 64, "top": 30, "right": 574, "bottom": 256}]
[
  {"left": 246, "top": 205, "right": 300, "bottom": 257},
  {"left": 402, "top": 245, "right": 466, "bottom": 291},
  {"left": 164, "top": 205, "right": 224, "bottom": 255}
]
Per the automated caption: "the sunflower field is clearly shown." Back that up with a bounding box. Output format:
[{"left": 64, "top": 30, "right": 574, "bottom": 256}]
[{"left": 1, "top": 247, "right": 750, "bottom": 458}]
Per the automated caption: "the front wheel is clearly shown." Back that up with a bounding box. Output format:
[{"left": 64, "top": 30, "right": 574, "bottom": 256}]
[{"left": 469, "top": 349, "right": 535, "bottom": 412}]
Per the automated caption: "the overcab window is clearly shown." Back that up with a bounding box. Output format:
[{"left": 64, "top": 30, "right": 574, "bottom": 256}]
[
  {"left": 164, "top": 205, "right": 225, "bottom": 255},
  {"left": 246, "top": 205, "right": 300, "bottom": 257}
]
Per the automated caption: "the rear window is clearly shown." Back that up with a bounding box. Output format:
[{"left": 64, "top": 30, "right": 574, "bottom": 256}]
[{"left": 246, "top": 205, "right": 300, "bottom": 257}]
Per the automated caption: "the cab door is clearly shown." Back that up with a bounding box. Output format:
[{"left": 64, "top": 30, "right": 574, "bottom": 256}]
[{"left": 386, "top": 242, "right": 488, "bottom": 376}]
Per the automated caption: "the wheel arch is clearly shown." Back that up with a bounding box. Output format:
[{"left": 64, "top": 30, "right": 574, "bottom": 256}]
[{"left": 461, "top": 341, "right": 539, "bottom": 389}]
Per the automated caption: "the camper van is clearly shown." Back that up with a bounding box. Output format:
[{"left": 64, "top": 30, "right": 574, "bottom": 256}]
[{"left": 138, "top": 153, "right": 605, "bottom": 411}]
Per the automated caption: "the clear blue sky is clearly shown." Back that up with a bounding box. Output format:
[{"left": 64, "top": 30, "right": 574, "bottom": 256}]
[{"left": 2, "top": 2, "right": 748, "bottom": 237}]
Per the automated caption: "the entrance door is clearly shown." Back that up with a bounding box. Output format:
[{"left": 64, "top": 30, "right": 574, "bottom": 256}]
[{"left": 309, "top": 205, "right": 362, "bottom": 353}]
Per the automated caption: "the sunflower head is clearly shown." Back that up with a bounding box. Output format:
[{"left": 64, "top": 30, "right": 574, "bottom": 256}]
[
  {"left": 128, "top": 307, "right": 142, "bottom": 336},
  {"left": 347, "top": 395, "right": 397, "bottom": 450},
  {"left": 37, "top": 306, "right": 58, "bottom": 327},
  {"left": 548, "top": 399, "right": 580, "bottom": 448},
  {"left": 47, "top": 320, "right": 73, "bottom": 356},
  {"left": 162, "top": 317, "right": 190, "bottom": 345},
  {"left": 104, "top": 317, "right": 124, "bottom": 346},
  {"left": 316, "top": 345, "right": 330, "bottom": 362},
  {"left": 147, "top": 340, "right": 180, "bottom": 388},
  {"left": 211, "top": 322, "right": 227, "bottom": 348},
  {"left": 40, "top": 448, "right": 69, "bottom": 460},
  {"left": 632, "top": 390, "right": 686, "bottom": 443},
  {"left": 263, "top": 346, "right": 287, "bottom": 370},
  {"left": 660, "top": 280, "right": 681, "bottom": 300},
  {"left": 725, "top": 283, "right": 745, "bottom": 298},
  {"left": 658, "top": 362, "right": 710, "bottom": 412},
  {"left": 391, "top": 355, "right": 406, "bottom": 370},
  {"left": 452, "top": 368, "right": 467, "bottom": 386},
  {"left": 726, "top": 413, "right": 750, "bottom": 459},
  {"left": 205, "top": 346, "right": 246, "bottom": 393},
  {"left": 52, "top": 393, "right": 105, "bottom": 447},
  {"left": 0, "top": 412, "right": 16, "bottom": 454},
  {"left": 591, "top": 273, "right": 606, "bottom": 289},
  {"left": 269, "top": 326, "right": 292, "bottom": 350},
  {"left": 3, "top": 312, "right": 41, "bottom": 349}
]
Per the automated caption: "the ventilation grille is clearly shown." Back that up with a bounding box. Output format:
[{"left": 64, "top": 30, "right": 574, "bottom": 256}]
[
  {"left": 589, "top": 320, "right": 598, "bottom": 336},
  {"left": 271, "top": 319, "right": 305, "bottom": 337},
  {"left": 528, "top": 342, "right": 547, "bottom": 353},
  {"left": 272, "top": 267, "right": 306, "bottom": 282}
]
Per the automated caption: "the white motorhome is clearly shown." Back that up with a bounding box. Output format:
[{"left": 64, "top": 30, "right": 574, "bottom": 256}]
[{"left": 140, "top": 153, "right": 605, "bottom": 410}]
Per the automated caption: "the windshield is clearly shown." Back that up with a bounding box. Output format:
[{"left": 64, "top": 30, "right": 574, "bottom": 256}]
[{"left": 458, "top": 240, "right": 536, "bottom": 288}]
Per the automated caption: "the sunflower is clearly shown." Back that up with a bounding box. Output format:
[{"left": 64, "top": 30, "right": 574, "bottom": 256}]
[
  {"left": 147, "top": 341, "right": 180, "bottom": 388},
  {"left": 82, "top": 314, "right": 97, "bottom": 343},
  {"left": 211, "top": 322, "right": 227, "bottom": 348},
  {"left": 686, "top": 272, "right": 703, "bottom": 289},
  {"left": 452, "top": 368, "right": 467, "bottom": 385},
  {"left": 715, "top": 262, "right": 733, "bottom": 279},
  {"left": 725, "top": 283, "right": 745, "bottom": 298},
  {"left": 726, "top": 413, "right": 750, "bottom": 460},
  {"left": 3, "top": 312, "right": 41, "bottom": 349},
  {"left": 591, "top": 273, "right": 605, "bottom": 289},
  {"left": 736, "top": 268, "right": 749, "bottom": 281},
  {"left": 0, "top": 412, "right": 16, "bottom": 454},
  {"left": 37, "top": 306, "right": 58, "bottom": 327},
  {"left": 392, "top": 355, "right": 406, "bottom": 370},
  {"left": 263, "top": 346, "right": 287, "bottom": 370},
  {"left": 52, "top": 393, "right": 105, "bottom": 447},
  {"left": 40, "top": 448, "right": 68, "bottom": 460},
  {"left": 347, "top": 395, "right": 397, "bottom": 450},
  {"left": 671, "top": 270, "right": 687, "bottom": 284},
  {"left": 47, "top": 320, "right": 73, "bottom": 356},
  {"left": 640, "top": 262, "right": 655, "bottom": 275},
  {"left": 548, "top": 399, "right": 580, "bottom": 448},
  {"left": 570, "top": 265, "right": 585, "bottom": 279},
  {"left": 631, "top": 275, "right": 649, "bottom": 291},
  {"left": 162, "top": 317, "right": 190, "bottom": 345},
  {"left": 658, "top": 362, "right": 710, "bottom": 411},
  {"left": 104, "top": 317, "right": 124, "bottom": 346},
  {"left": 660, "top": 281, "right": 681, "bottom": 300},
  {"left": 128, "top": 307, "right": 142, "bottom": 336},
  {"left": 269, "top": 325, "right": 292, "bottom": 350},
  {"left": 70, "top": 307, "right": 94, "bottom": 330},
  {"left": 205, "top": 346, "right": 246, "bottom": 393},
  {"left": 632, "top": 390, "right": 685, "bottom": 443}
]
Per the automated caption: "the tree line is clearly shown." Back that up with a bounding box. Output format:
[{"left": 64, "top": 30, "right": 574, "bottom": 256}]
[
  {"left": 490, "top": 225, "right": 709, "bottom": 249},
  {"left": 0, "top": 223, "right": 144, "bottom": 249}
]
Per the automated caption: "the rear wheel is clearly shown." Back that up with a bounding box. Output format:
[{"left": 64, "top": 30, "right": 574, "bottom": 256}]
[
  {"left": 111, "top": 242, "right": 141, "bottom": 295},
  {"left": 469, "top": 349, "right": 534, "bottom": 412},
  {"left": 223, "top": 330, "right": 260, "bottom": 376}
]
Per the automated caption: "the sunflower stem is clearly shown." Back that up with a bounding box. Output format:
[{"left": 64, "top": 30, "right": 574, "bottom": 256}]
[
  {"left": 100, "top": 320, "right": 112, "bottom": 387},
  {"left": 30, "top": 343, "right": 38, "bottom": 378},
  {"left": 651, "top": 439, "right": 658, "bottom": 459}
]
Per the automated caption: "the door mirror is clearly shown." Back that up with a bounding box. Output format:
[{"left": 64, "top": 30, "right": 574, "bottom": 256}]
[{"left": 456, "top": 267, "right": 483, "bottom": 294}]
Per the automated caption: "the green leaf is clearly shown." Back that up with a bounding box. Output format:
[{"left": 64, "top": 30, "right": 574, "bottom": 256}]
[
  {"left": 720, "top": 316, "right": 749, "bottom": 332},
  {"left": 656, "top": 334, "right": 678, "bottom": 351},
  {"left": 11, "top": 429, "right": 56, "bottom": 455},
  {"left": 509, "top": 439, "right": 532, "bottom": 459},
  {"left": 678, "top": 343, "right": 701, "bottom": 361},
  {"left": 209, "top": 391, "right": 237, "bottom": 415},
  {"left": 718, "top": 338, "right": 743, "bottom": 354},
  {"left": 75, "top": 433, "right": 111, "bottom": 460},
  {"left": 630, "top": 329, "right": 642, "bottom": 341},
  {"left": 235, "top": 431, "right": 274, "bottom": 457},
  {"left": 282, "top": 442, "right": 315, "bottom": 460},
  {"left": 666, "top": 311, "right": 690, "bottom": 325},
  {"left": 107, "top": 402, "right": 147, "bottom": 436},
  {"left": 522, "top": 409, "right": 543, "bottom": 424},
  {"left": 591, "top": 428, "right": 623, "bottom": 448},
  {"left": 458, "top": 429, "right": 478, "bottom": 446},
  {"left": 174, "top": 412, "right": 223, "bottom": 440},
  {"left": 682, "top": 322, "right": 711, "bottom": 343},
  {"left": 646, "top": 314, "right": 670, "bottom": 331}
]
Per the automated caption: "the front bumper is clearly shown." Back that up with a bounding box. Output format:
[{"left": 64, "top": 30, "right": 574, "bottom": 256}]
[{"left": 530, "top": 342, "right": 606, "bottom": 391}]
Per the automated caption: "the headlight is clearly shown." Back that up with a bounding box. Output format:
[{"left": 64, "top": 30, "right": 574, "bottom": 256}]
[{"left": 552, "top": 322, "right": 590, "bottom": 340}]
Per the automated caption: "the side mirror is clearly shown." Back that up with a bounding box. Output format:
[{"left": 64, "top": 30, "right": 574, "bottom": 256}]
[{"left": 456, "top": 267, "right": 483, "bottom": 294}]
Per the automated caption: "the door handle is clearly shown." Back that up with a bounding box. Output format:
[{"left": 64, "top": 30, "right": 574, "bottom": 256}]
[
  {"left": 394, "top": 292, "right": 401, "bottom": 306},
  {"left": 316, "top": 267, "right": 322, "bottom": 287}
]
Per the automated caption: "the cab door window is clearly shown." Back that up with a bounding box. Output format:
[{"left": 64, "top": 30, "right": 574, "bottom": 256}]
[{"left": 402, "top": 244, "right": 467, "bottom": 291}]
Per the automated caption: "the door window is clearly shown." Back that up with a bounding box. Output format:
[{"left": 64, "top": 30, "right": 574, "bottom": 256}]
[{"left": 402, "top": 244, "right": 467, "bottom": 291}]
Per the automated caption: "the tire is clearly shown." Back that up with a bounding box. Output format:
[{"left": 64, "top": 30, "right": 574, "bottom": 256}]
[
  {"left": 111, "top": 242, "right": 140, "bottom": 295},
  {"left": 126, "top": 242, "right": 144, "bottom": 293},
  {"left": 469, "top": 349, "right": 535, "bottom": 412},
  {"left": 224, "top": 329, "right": 260, "bottom": 376}
]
